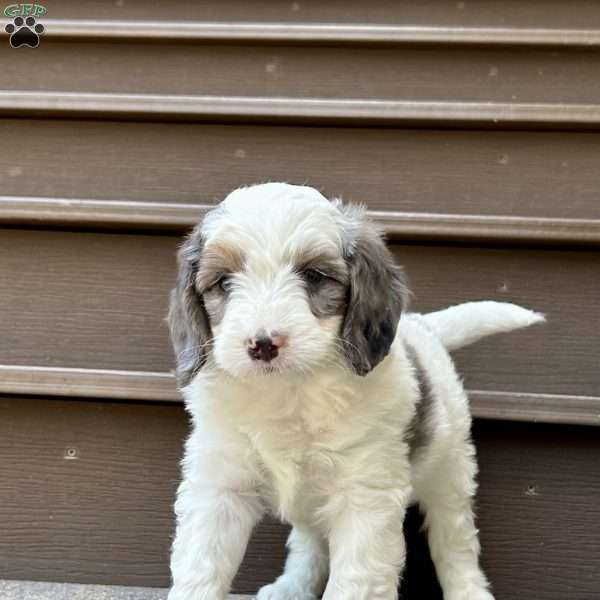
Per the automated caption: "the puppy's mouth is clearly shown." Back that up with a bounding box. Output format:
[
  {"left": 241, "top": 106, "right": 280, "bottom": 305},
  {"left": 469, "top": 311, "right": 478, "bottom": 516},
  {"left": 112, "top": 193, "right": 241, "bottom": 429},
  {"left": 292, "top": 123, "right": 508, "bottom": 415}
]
[
  {"left": 251, "top": 360, "right": 283, "bottom": 376},
  {"left": 244, "top": 352, "right": 304, "bottom": 378}
]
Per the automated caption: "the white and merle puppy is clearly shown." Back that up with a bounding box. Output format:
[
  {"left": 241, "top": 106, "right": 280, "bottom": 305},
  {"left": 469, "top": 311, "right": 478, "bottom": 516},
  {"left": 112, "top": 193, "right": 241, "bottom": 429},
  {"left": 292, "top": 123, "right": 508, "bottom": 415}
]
[{"left": 167, "top": 183, "right": 543, "bottom": 600}]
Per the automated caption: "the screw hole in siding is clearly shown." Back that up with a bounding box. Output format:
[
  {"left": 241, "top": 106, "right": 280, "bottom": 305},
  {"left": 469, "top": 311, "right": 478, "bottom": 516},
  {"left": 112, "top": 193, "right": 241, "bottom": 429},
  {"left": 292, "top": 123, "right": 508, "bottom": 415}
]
[
  {"left": 525, "top": 484, "right": 540, "bottom": 496},
  {"left": 64, "top": 447, "right": 80, "bottom": 460}
]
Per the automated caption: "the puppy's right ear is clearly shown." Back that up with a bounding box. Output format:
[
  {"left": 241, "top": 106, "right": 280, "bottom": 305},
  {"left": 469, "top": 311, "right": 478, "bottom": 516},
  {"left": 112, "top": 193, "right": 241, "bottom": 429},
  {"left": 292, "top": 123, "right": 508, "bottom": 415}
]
[{"left": 167, "top": 228, "right": 212, "bottom": 387}]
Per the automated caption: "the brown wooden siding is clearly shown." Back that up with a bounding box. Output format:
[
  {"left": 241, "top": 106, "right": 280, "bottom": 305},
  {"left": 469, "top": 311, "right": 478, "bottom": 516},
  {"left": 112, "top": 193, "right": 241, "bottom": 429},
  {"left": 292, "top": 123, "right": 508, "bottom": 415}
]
[
  {"left": 2, "top": 121, "right": 600, "bottom": 219},
  {"left": 6, "top": 43, "right": 600, "bottom": 106},
  {"left": 0, "top": 229, "right": 598, "bottom": 399},
  {"left": 1, "top": 1, "right": 599, "bottom": 598},
  {"left": 0, "top": 397, "right": 598, "bottom": 598}
]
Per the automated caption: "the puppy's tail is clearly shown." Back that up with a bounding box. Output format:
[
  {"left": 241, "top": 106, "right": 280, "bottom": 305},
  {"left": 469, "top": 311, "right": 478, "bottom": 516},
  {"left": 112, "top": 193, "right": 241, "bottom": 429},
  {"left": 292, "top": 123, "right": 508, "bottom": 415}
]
[{"left": 420, "top": 301, "right": 545, "bottom": 351}]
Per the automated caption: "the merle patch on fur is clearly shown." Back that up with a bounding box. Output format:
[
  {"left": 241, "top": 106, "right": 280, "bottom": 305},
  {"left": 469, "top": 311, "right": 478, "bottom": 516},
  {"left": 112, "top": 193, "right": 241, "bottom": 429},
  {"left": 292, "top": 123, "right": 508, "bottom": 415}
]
[
  {"left": 5, "top": 16, "right": 44, "bottom": 48},
  {"left": 168, "top": 229, "right": 213, "bottom": 386},
  {"left": 303, "top": 272, "right": 347, "bottom": 319},
  {"left": 404, "top": 342, "right": 434, "bottom": 458},
  {"left": 339, "top": 212, "right": 409, "bottom": 376}
]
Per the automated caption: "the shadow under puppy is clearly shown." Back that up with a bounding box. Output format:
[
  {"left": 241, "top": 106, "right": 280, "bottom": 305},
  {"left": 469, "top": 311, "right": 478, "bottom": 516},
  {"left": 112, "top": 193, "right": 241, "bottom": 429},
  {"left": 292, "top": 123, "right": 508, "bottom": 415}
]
[{"left": 167, "top": 183, "right": 543, "bottom": 600}]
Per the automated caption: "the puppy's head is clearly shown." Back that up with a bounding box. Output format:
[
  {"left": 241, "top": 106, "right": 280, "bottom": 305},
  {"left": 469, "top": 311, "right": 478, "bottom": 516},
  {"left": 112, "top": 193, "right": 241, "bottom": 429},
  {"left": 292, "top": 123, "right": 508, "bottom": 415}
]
[{"left": 168, "top": 183, "right": 408, "bottom": 385}]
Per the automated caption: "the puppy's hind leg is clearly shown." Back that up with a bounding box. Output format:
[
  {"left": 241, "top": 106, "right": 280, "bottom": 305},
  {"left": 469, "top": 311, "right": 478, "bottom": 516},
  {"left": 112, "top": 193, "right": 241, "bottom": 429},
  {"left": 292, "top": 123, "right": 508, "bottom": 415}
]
[
  {"left": 415, "top": 438, "right": 495, "bottom": 600},
  {"left": 256, "top": 524, "right": 328, "bottom": 600}
]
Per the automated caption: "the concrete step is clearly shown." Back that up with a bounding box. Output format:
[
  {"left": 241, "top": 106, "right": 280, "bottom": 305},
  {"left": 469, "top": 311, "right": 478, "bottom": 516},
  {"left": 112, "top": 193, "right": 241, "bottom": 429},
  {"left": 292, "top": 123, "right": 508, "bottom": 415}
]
[{"left": 0, "top": 580, "right": 251, "bottom": 600}]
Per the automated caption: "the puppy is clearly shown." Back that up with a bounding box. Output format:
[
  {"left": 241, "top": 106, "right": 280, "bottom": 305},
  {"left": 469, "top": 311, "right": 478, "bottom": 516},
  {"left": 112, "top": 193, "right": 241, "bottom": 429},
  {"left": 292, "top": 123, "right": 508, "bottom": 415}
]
[{"left": 166, "top": 183, "right": 543, "bottom": 600}]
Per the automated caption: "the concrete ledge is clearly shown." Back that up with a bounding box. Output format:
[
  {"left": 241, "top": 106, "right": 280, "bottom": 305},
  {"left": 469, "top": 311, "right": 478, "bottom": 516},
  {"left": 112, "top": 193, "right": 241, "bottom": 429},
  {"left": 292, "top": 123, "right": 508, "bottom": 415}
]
[{"left": 0, "top": 580, "right": 250, "bottom": 600}]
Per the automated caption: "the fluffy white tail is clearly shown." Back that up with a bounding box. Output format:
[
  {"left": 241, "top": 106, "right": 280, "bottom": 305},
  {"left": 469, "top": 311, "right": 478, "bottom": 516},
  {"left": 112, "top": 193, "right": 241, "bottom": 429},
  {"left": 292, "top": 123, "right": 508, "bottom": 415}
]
[{"left": 420, "top": 301, "right": 545, "bottom": 351}]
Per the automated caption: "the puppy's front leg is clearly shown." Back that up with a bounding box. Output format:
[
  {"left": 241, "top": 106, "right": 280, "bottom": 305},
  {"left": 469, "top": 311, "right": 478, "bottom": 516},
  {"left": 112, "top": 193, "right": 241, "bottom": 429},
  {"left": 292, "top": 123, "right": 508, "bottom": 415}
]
[
  {"left": 168, "top": 432, "right": 264, "bottom": 600},
  {"left": 322, "top": 487, "right": 410, "bottom": 600},
  {"left": 257, "top": 524, "right": 329, "bottom": 600}
]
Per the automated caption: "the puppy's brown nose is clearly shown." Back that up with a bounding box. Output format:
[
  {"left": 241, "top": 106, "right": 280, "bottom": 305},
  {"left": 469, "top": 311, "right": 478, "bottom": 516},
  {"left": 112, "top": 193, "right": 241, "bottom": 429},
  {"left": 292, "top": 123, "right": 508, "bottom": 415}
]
[{"left": 248, "top": 336, "right": 280, "bottom": 363}]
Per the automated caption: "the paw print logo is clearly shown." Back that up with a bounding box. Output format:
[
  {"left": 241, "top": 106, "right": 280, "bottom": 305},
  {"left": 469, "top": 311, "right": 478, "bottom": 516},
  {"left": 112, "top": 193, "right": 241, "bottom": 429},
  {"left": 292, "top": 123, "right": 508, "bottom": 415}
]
[{"left": 5, "top": 15, "right": 44, "bottom": 48}]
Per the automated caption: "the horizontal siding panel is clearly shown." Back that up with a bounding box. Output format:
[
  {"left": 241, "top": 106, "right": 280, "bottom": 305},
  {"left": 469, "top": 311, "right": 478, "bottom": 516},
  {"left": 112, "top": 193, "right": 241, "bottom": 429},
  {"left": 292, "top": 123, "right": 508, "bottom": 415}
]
[
  {"left": 2, "top": 197, "right": 599, "bottom": 246},
  {"left": 2, "top": 93, "right": 600, "bottom": 130},
  {"left": 39, "top": 1, "right": 600, "bottom": 29},
  {"left": 1, "top": 120, "right": 599, "bottom": 219},
  {"left": 0, "top": 229, "right": 597, "bottom": 397},
  {"left": 470, "top": 390, "right": 600, "bottom": 427},
  {"left": 4, "top": 43, "right": 600, "bottom": 104},
  {"left": 0, "top": 366, "right": 178, "bottom": 402},
  {"left": 0, "top": 397, "right": 190, "bottom": 588},
  {"left": 18, "top": 21, "right": 600, "bottom": 47},
  {"left": 0, "top": 396, "right": 598, "bottom": 598},
  {"left": 2, "top": 366, "right": 598, "bottom": 427},
  {"left": 0, "top": 229, "right": 174, "bottom": 372}
]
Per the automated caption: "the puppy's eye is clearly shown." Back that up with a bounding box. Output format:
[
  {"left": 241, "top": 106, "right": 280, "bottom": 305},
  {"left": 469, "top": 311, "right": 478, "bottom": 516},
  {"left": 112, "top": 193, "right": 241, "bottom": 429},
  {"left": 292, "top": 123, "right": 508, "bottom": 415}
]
[
  {"left": 302, "top": 268, "right": 325, "bottom": 286},
  {"left": 214, "top": 275, "right": 232, "bottom": 293}
]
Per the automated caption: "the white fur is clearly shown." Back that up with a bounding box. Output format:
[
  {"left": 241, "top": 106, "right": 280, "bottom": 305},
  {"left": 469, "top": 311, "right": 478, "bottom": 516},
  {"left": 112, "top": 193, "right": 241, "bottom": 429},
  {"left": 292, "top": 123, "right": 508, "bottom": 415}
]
[
  {"left": 419, "top": 301, "right": 545, "bottom": 352},
  {"left": 206, "top": 184, "right": 345, "bottom": 379},
  {"left": 167, "top": 183, "right": 541, "bottom": 600}
]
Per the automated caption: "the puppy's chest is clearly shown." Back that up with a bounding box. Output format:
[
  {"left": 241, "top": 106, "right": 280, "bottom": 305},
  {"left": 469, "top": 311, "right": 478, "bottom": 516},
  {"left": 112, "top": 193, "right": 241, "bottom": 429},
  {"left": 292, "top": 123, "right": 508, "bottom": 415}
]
[
  {"left": 248, "top": 399, "right": 355, "bottom": 522},
  {"left": 255, "top": 430, "right": 339, "bottom": 522}
]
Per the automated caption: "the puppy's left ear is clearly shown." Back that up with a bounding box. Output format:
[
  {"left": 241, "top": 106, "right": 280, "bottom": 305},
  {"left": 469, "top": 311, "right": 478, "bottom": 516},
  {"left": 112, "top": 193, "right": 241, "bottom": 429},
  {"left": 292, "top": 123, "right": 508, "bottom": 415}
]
[{"left": 339, "top": 205, "right": 409, "bottom": 376}]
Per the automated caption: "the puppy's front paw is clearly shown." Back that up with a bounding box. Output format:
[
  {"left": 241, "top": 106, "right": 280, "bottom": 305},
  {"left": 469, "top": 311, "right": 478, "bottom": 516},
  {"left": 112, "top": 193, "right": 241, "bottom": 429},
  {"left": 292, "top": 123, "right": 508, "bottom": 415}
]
[
  {"left": 168, "top": 582, "right": 227, "bottom": 600},
  {"left": 256, "top": 579, "right": 318, "bottom": 600},
  {"left": 446, "top": 587, "right": 495, "bottom": 600}
]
